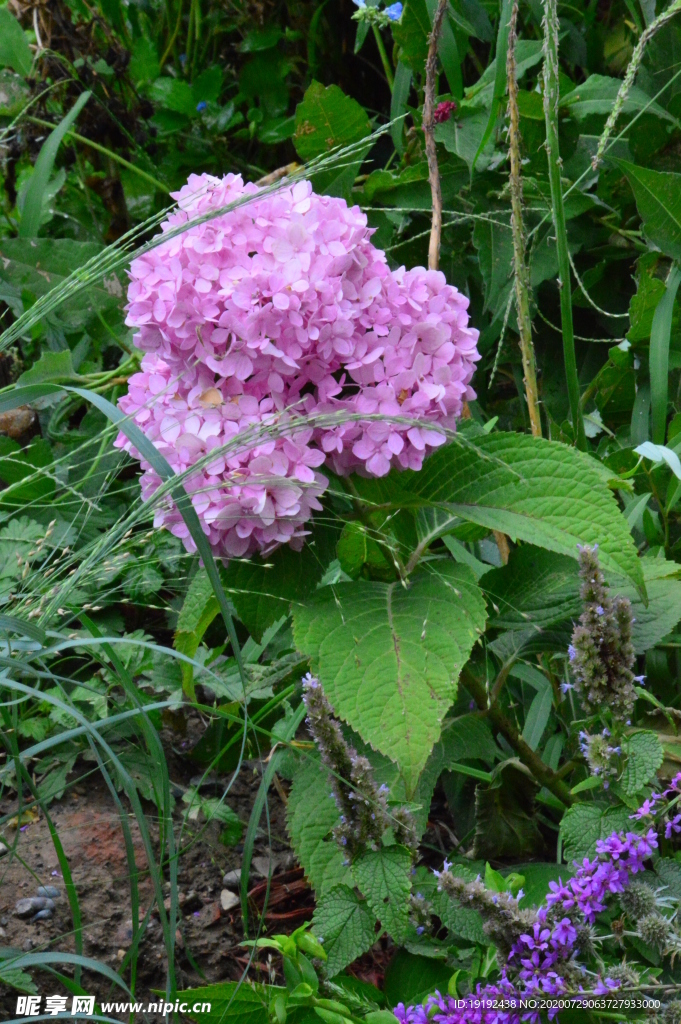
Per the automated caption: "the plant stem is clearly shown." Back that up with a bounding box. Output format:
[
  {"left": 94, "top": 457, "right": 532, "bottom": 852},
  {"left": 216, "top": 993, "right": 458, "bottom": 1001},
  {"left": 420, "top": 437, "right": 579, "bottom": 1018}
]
[
  {"left": 160, "top": 0, "right": 184, "bottom": 69},
  {"left": 507, "top": 0, "right": 542, "bottom": 438},
  {"left": 462, "top": 667, "right": 574, "bottom": 806},
  {"left": 372, "top": 25, "right": 395, "bottom": 91},
  {"left": 542, "top": 0, "right": 586, "bottom": 450},
  {"left": 423, "top": 0, "right": 449, "bottom": 271},
  {"left": 26, "top": 116, "right": 168, "bottom": 194}
]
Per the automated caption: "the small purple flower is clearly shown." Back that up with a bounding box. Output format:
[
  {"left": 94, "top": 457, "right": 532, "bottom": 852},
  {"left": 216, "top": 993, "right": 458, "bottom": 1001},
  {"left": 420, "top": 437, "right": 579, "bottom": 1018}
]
[
  {"left": 385, "top": 1, "right": 403, "bottom": 19},
  {"left": 665, "top": 814, "right": 681, "bottom": 839},
  {"left": 196, "top": 101, "right": 207, "bottom": 112}
]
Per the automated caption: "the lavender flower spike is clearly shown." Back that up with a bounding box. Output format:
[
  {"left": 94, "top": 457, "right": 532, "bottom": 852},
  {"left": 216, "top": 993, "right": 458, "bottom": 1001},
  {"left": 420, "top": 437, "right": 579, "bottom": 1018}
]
[
  {"left": 569, "top": 545, "right": 636, "bottom": 720},
  {"left": 302, "top": 674, "right": 417, "bottom": 857}
]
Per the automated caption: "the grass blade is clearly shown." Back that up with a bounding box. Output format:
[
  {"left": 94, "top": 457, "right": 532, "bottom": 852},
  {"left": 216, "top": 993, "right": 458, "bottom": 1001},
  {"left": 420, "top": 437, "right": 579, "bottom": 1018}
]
[
  {"left": 240, "top": 702, "right": 306, "bottom": 935},
  {"left": 650, "top": 264, "right": 681, "bottom": 444},
  {"left": 19, "top": 92, "right": 90, "bottom": 238}
]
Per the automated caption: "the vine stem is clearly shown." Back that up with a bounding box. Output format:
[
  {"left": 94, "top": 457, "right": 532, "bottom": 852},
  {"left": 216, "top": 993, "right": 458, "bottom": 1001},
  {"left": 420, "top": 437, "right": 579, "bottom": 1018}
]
[
  {"left": 462, "top": 668, "right": 574, "bottom": 806},
  {"left": 542, "top": 0, "right": 586, "bottom": 450},
  {"left": 593, "top": 0, "right": 681, "bottom": 170},
  {"left": 507, "top": 0, "right": 542, "bottom": 438},
  {"left": 423, "top": 0, "right": 449, "bottom": 271}
]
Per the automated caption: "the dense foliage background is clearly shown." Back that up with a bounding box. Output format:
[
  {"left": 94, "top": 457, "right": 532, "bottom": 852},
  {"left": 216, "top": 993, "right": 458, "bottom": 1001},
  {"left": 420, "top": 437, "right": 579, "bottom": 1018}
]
[{"left": 2, "top": 0, "right": 681, "bottom": 1020}]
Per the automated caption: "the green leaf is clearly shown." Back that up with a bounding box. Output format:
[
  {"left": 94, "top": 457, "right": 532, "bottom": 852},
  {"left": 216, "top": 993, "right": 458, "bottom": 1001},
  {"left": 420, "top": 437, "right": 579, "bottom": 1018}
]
[
  {"left": 435, "top": 108, "right": 495, "bottom": 175},
  {"left": 129, "top": 36, "right": 160, "bottom": 84},
  {"left": 464, "top": 38, "right": 544, "bottom": 108},
  {"left": 0, "top": 9, "right": 32, "bottom": 76},
  {"left": 619, "top": 161, "right": 681, "bottom": 261},
  {"left": 312, "top": 885, "right": 377, "bottom": 977},
  {"left": 655, "top": 858, "right": 681, "bottom": 901},
  {"left": 483, "top": 545, "right": 581, "bottom": 631},
  {"left": 391, "top": 434, "right": 644, "bottom": 595},
  {"left": 175, "top": 982, "right": 271, "bottom": 1024},
  {"left": 336, "top": 522, "right": 393, "bottom": 580},
  {"left": 174, "top": 569, "right": 220, "bottom": 694},
  {"left": 0, "top": 517, "right": 44, "bottom": 578},
  {"left": 0, "top": 436, "right": 54, "bottom": 503},
  {"left": 391, "top": 0, "right": 430, "bottom": 74},
  {"left": 383, "top": 947, "right": 454, "bottom": 1007},
  {"left": 560, "top": 803, "right": 637, "bottom": 862},
  {"left": 426, "top": 0, "right": 461, "bottom": 98},
  {"left": 149, "top": 77, "right": 196, "bottom": 115},
  {"left": 390, "top": 62, "right": 412, "bottom": 155},
  {"left": 287, "top": 759, "right": 353, "bottom": 896},
  {"left": 620, "top": 731, "right": 663, "bottom": 795},
  {"left": 436, "top": 714, "right": 499, "bottom": 766},
  {"left": 17, "top": 349, "right": 75, "bottom": 385},
  {"left": 293, "top": 81, "right": 371, "bottom": 162},
  {"left": 192, "top": 65, "right": 223, "bottom": 106},
  {"left": 352, "top": 846, "right": 412, "bottom": 942},
  {"left": 562, "top": 76, "right": 679, "bottom": 126},
  {"left": 0, "top": 239, "right": 122, "bottom": 332},
  {"left": 514, "top": 862, "right": 564, "bottom": 909},
  {"left": 650, "top": 266, "right": 681, "bottom": 444},
  {"left": 20, "top": 92, "right": 90, "bottom": 239},
  {"left": 0, "top": 965, "right": 38, "bottom": 994},
  {"left": 293, "top": 563, "right": 486, "bottom": 792},
  {"left": 222, "top": 535, "right": 333, "bottom": 642},
  {"left": 614, "top": 557, "right": 681, "bottom": 653},
  {"left": 474, "top": 762, "right": 543, "bottom": 859},
  {"left": 522, "top": 688, "right": 553, "bottom": 751},
  {"left": 472, "top": 216, "right": 513, "bottom": 319}
]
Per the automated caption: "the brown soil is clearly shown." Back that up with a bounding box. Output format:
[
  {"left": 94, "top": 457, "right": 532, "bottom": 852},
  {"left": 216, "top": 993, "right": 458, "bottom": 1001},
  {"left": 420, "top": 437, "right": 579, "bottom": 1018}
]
[{"left": 0, "top": 744, "right": 304, "bottom": 1021}]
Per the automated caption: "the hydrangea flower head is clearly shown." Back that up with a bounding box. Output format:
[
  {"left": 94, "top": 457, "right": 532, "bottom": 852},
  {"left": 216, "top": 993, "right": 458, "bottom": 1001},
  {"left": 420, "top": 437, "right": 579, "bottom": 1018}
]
[{"left": 117, "top": 173, "right": 479, "bottom": 558}]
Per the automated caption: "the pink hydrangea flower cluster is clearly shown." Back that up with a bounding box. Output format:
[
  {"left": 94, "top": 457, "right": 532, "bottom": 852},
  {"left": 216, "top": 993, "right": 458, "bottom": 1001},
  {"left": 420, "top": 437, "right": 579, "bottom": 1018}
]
[{"left": 116, "top": 172, "right": 479, "bottom": 558}]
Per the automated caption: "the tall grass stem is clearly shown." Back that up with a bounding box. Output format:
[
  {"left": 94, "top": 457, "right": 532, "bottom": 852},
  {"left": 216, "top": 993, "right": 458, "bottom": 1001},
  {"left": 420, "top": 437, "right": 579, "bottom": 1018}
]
[
  {"left": 542, "top": 0, "right": 586, "bottom": 450},
  {"left": 423, "top": 0, "right": 449, "bottom": 270},
  {"left": 506, "top": 0, "right": 542, "bottom": 438}
]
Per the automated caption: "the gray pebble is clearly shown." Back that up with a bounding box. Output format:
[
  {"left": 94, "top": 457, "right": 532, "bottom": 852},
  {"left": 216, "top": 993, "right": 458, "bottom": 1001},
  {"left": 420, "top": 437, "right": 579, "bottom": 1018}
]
[
  {"left": 15, "top": 897, "right": 54, "bottom": 917},
  {"left": 32, "top": 908, "right": 53, "bottom": 922},
  {"left": 222, "top": 869, "right": 241, "bottom": 888},
  {"left": 37, "top": 886, "right": 60, "bottom": 899}
]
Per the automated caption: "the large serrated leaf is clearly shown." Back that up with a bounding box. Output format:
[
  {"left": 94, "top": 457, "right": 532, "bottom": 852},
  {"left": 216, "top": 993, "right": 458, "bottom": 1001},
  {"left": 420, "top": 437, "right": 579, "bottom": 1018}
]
[
  {"left": 560, "top": 803, "right": 638, "bottom": 863},
  {"left": 483, "top": 545, "right": 582, "bottom": 631},
  {"left": 293, "top": 563, "right": 486, "bottom": 793},
  {"left": 621, "top": 731, "right": 664, "bottom": 795},
  {"left": 403, "top": 435, "right": 643, "bottom": 594},
  {"left": 352, "top": 845, "right": 412, "bottom": 943},
  {"left": 293, "top": 81, "right": 371, "bottom": 162},
  {"left": 312, "top": 884, "right": 377, "bottom": 977},
  {"left": 286, "top": 759, "right": 352, "bottom": 896},
  {"left": 616, "top": 558, "right": 681, "bottom": 653}
]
